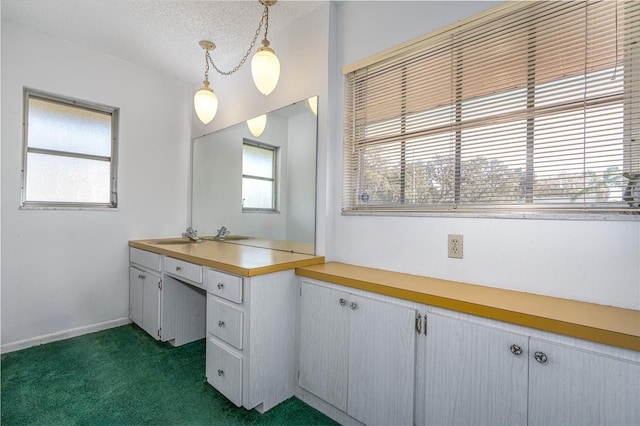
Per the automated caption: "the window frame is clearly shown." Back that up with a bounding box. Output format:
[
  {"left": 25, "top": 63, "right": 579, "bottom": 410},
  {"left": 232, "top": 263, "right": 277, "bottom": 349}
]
[
  {"left": 241, "top": 138, "right": 279, "bottom": 213},
  {"left": 21, "top": 88, "right": 119, "bottom": 210},
  {"left": 342, "top": 0, "right": 640, "bottom": 219}
]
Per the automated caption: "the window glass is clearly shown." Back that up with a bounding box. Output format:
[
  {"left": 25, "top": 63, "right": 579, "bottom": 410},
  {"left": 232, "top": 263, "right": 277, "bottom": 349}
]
[
  {"left": 242, "top": 141, "right": 277, "bottom": 211},
  {"left": 27, "top": 98, "right": 112, "bottom": 157}
]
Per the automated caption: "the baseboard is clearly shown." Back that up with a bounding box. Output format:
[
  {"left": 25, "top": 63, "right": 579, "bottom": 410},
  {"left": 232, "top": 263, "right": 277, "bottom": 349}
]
[
  {"left": 295, "top": 387, "right": 364, "bottom": 426},
  {"left": 1, "top": 317, "right": 132, "bottom": 354}
]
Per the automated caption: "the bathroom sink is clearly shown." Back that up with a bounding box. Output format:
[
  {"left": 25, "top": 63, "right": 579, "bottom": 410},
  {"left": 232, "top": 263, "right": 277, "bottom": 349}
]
[{"left": 149, "top": 239, "right": 203, "bottom": 245}]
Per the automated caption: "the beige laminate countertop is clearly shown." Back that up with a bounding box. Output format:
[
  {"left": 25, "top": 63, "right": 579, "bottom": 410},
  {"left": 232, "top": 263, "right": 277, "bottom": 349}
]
[
  {"left": 296, "top": 262, "right": 640, "bottom": 352},
  {"left": 129, "top": 238, "right": 324, "bottom": 277}
]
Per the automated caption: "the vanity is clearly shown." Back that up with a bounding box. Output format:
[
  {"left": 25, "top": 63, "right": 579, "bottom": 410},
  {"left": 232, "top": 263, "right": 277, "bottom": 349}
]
[
  {"left": 128, "top": 237, "right": 324, "bottom": 412},
  {"left": 130, "top": 93, "right": 638, "bottom": 424},
  {"left": 294, "top": 263, "right": 640, "bottom": 426}
]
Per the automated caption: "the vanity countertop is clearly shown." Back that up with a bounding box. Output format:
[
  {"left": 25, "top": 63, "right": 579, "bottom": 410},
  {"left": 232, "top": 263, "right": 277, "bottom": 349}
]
[
  {"left": 129, "top": 238, "right": 324, "bottom": 277},
  {"left": 296, "top": 262, "right": 640, "bottom": 352}
]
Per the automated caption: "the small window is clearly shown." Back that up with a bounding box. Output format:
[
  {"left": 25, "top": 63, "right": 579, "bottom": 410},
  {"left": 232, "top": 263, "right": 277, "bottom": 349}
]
[
  {"left": 242, "top": 140, "right": 277, "bottom": 212},
  {"left": 22, "top": 89, "right": 119, "bottom": 209}
]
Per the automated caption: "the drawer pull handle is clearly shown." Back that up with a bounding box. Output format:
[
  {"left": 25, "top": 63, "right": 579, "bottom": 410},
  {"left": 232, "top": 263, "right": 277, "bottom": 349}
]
[
  {"left": 175, "top": 266, "right": 182, "bottom": 272},
  {"left": 217, "top": 283, "right": 224, "bottom": 290},
  {"left": 534, "top": 351, "right": 548, "bottom": 364},
  {"left": 510, "top": 344, "right": 523, "bottom": 356},
  {"left": 349, "top": 302, "right": 357, "bottom": 310},
  {"left": 217, "top": 369, "right": 224, "bottom": 376},
  {"left": 138, "top": 274, "right": 145, "bottom": 280},
  {"left": 339, "top": 298, "right": 346, "bottom": 306},
  {"left": 218, "top": 321, "right": 225, "bottom": 328}
]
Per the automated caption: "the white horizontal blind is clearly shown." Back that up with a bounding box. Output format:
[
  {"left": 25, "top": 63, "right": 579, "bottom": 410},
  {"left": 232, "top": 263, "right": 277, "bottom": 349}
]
[{"left": 343, "top": 0, "right": 640, "bottom": 214}]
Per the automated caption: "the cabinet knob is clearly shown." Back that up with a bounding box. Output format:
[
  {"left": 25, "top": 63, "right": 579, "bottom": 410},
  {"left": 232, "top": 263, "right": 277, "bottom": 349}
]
[
  {"left": 217, "top": 369, "right": 224, "bottom": 376},
  {"left": 217, "top": 283, "right": 224, "bottom": 290},
  {"left": 349, "top": 302, "right": 357, "bottom": 310},
  {"left": 175, "top": 266, "right": 182, "bottom": 272},
  {"left": 339, "top": 298, "right": 346, "bottom": 306},
  {"left": 138, "top": 274, "right": 145, "bottom": 280},
  {"left": 218, "top": 320, "right": 225, "bottom": 327},
  {"left": 534, "top": 351, "right": 548, "bottom": 364},
  {"left": 510, "top": 344, "right": 523, "bottom": 356}
]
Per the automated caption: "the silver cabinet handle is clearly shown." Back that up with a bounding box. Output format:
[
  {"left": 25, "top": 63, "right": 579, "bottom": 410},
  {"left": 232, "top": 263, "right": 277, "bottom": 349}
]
[
  {"left": 217, "top": 369, "right": 224, "bottom": 376},
  {"left": 339, "top": 298, "right": 346, "bottom": 306},
  {"left": 534, "top": 351, "right": 548, "bottom": 364},
  {"left": 218, "top": 320, "right": 225, "bottom": 327},
  {"left": 510, "top": 344, "right": 523, "bottom": 356},
  {"left": 175, "top": 266, "right": 182, "bottom": 272},
  {"left": 217, "top": 283, "right": 224, "bottom": 290},
  {"left": 349, "top": 302, "right": 357, "bottom": 310}
]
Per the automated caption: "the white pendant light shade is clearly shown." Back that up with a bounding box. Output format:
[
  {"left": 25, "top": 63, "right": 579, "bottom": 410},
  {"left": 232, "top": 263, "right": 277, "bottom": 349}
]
[
  {"left": 251, "top": 46, "right": 280, "bottom": 96},
  {"left": 194, "top": 86, "right": 218, "bottom": 124},
  {"left": 247, "top": 114, "right": 267, "bottom": 137},
  {"left": 308, "top": 96, "right": 318, "bottom": 115}
]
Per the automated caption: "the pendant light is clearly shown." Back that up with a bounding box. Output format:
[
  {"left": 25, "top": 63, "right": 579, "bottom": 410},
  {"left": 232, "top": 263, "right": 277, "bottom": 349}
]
[
  {"left": 308, "top": 96, "right": 318, "bottom": 116},
  {"left": 251, "top": 1, "right": 280, "bottom": 96},
  {"left": 194, "top": 41, "right": 218, "bottom": 125},
  {"left": 247, "top": 114, "right": 267, "bottom": 137},
  {"left": 194, "top": 0, "right": 280, "bottom": 124}
]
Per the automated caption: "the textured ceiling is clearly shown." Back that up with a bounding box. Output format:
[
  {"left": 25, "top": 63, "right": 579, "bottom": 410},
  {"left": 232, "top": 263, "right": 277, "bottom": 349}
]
[{"left": 1, "top": 0, "right": 325, "bottom": 84}]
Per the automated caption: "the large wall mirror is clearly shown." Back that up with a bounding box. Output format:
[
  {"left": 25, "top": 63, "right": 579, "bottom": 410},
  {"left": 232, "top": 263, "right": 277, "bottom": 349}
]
[{"left": 192, "top": 97, "right": 318, "bottom": 255}]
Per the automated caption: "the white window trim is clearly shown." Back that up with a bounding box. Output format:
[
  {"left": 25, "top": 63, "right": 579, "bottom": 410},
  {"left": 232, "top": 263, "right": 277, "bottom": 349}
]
[
  {"left": 21, "top": 88, "right": 119, "bottom": 209},
  {"left": 242, "top": 138, "right": 279, "bottom": 213}
]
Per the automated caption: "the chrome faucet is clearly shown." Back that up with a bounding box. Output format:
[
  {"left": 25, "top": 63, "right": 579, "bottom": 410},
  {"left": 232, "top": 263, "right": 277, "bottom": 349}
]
[
  {"left": 214, "top": 226, "right": 230, "bottom": 240},
  {"left": 181, "top": 227, "right": 200, "bottom": 241}
]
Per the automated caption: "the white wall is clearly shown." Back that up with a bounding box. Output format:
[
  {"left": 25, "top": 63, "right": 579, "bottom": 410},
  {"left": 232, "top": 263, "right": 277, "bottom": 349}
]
[
  {"left": 1, "top": 22, "right": 192, "bottom": 350},
  {"left": 329, "top": 1, "right": 640, "bottom": 310}
]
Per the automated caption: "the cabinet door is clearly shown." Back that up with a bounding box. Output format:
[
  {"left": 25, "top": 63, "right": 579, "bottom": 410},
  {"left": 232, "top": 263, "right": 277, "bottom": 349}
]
[
  {"left": 423, "top": 314, "right": 528, "bottom": 426},
  {"left": 529, "top": 338, "right": 640, "bottom": 426},
  {"left": 129, "top": 267, "right": 144, "bottom": 326},
  {"left": 141, "top": 273, "right": 161, "bottom": 339},
  {"left": 299, "top": 282, "right": 349, "bottom": 412},
  {"left": 348, "top": 295, "right": 416, "bottom": 426}
]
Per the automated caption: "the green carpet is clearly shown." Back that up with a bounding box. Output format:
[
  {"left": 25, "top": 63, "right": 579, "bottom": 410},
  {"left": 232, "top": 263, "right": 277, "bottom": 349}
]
[{"left": 1, "top": 324, "right": 337, "bottom": 425}]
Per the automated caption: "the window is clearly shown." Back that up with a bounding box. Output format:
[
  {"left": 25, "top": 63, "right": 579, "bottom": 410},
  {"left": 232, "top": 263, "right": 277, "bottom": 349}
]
[
  {"left": 22, "top": 89, "right": 119, "bottom": 208},
  {"left": 343, "top": 0, "right": 640, "bottom": 215},
  {"left": 242, "top": 140, "right": 277, "bottom": 211}
]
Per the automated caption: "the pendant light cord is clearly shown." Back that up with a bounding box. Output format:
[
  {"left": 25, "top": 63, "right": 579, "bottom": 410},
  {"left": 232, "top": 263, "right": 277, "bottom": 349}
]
[{"left": 208, "top": 4, "right": 270, "bottom": 76}]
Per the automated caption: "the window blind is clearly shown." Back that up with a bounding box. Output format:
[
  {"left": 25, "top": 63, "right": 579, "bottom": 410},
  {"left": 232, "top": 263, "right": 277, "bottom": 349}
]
[{"left": 343, "top": 0, "right": 640, "bottom": 214}]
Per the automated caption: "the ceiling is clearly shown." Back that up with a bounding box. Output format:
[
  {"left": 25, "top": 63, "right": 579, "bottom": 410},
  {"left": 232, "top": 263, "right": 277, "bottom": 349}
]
[{"left": 1, "top": 0, "right": 325, "bottom": 85}]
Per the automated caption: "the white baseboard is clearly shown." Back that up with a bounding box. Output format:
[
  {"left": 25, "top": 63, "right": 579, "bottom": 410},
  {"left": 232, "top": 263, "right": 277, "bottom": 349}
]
[
  {"left": 1, "top": 317, "right": 132, "bottom": 354},
  {"left": 295, "top": 386, "right": 364, "bottom": 426}
]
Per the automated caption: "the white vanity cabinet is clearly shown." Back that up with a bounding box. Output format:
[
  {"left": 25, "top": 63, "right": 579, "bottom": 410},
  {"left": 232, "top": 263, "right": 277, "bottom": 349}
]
[
  {"left": 528, "top": 338, "right": 640, "bottom": 425},
  {"left": 419, "top": 312, "right": 528, "bottom": 426},
  {"left": 129, "top": 248, "right": 206, "bottom": 346},
  {"left": 298, "top": 280, "right": 416, "bottom": 426},
  {"left": 416, "top": 310, "right": 640, "bottom": 426},
  {"left": 129, "top": 248, "right": 175, "bottom": 342},
  {"left": 205, "top": 267, "right": 299, "bottom": 412}
]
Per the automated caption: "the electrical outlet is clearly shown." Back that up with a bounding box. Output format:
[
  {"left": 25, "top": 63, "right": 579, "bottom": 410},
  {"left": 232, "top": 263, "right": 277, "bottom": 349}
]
[{"left": 448, "top": 234, "right": 463, "bottom": 259}]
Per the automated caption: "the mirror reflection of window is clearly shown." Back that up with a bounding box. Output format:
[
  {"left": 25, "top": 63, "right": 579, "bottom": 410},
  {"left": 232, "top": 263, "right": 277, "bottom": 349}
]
[{"left": 242, "top": 140, "right": 278, "bottom": 212}]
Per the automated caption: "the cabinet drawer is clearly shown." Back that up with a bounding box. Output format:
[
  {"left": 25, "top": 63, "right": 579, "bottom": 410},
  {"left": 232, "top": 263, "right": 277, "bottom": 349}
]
[
  {"left": 206, "top": 269, "right": 243, "bottom": 304},
  {"left": 130, "top": 248, "right": 161, "bottom": 272},
  {"left": 164, "top": 257, "right": 203, "bottom": 284},
  {"left": 206, "top": 338, "right": 243, "bottom": 407},
  {"left": 207, "top": 295, "right": 243, "bottom": 349}
]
